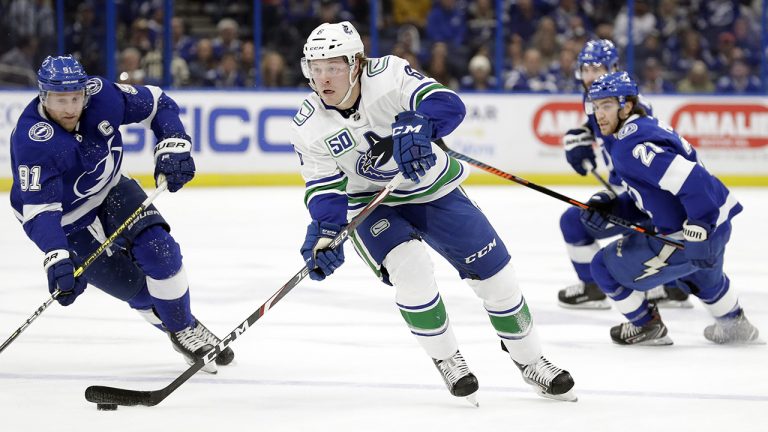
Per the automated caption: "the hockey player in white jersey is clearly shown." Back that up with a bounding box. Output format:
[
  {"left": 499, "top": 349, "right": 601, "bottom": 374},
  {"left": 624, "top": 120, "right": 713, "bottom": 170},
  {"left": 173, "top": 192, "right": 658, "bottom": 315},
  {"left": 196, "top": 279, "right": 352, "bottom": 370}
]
[{"left": 290, "top": 21, "right": 576, "bottom": 404}]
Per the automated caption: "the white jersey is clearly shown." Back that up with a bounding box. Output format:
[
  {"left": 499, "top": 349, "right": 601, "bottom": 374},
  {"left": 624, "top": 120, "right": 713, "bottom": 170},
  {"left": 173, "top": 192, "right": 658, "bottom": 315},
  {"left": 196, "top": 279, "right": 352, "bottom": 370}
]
[{"left": 290, "top": 55, "right": 469, "bottom": 221}]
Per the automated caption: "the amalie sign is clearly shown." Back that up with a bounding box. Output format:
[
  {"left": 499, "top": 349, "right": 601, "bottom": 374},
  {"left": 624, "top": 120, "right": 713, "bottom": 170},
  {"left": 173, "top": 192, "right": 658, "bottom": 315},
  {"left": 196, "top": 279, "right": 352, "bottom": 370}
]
[{"left": 532, "top": 101, "right": 768, "bottom": 148}]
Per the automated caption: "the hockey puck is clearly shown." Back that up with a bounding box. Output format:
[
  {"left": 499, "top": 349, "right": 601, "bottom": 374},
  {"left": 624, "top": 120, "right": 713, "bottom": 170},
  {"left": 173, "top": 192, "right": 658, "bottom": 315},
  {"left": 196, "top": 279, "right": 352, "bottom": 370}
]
[{"left": 96, "top": 403, "right": 118, "bottom": 411}]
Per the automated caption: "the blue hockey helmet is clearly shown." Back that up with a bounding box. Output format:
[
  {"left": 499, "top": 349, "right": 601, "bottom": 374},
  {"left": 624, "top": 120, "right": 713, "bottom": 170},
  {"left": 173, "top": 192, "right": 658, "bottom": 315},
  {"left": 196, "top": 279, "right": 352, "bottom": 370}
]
[
  {"left": 588, "top": 71, "right": 638, "bottom": 108},
  {"left": 575, "top": 39, "right": 619, "bottom": 80},
  {"left": 37, "top": 55, "right": 88, "bottom": 101}
]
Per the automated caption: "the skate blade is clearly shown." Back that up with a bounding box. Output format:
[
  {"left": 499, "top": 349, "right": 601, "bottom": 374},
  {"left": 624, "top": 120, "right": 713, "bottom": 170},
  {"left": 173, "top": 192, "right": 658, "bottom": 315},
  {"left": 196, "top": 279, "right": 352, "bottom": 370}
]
[
  {"left": 706, "top": 337, "right": 767, "bottom": 345},
  {"left": 558, "top": 300, "right": 611, "bottom": 310},
  {"left": 464, "top": 392, "right": 479, "bottom": 407},
  {"left": 537, "top": 389, "right": 578, "bottom": 402},
  {"left": 613, "top": 335, "right": 674, "bottom": 346},
  {"left": 656, "top": 300, "right": 694, "bottom": 309}
]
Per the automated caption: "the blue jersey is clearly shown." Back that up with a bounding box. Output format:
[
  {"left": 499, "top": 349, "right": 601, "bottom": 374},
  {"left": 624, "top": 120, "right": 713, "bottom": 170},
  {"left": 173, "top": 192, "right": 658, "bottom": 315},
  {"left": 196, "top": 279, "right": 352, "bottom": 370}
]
[
  {"left": 607, "top": 115, "right": 742, "bottom": 235},
  {"left": 9, "top": 77, "right": 188, "bottom": 253},
  {"left": 583, "top": 92, "right": 652, "bottom": 186}
]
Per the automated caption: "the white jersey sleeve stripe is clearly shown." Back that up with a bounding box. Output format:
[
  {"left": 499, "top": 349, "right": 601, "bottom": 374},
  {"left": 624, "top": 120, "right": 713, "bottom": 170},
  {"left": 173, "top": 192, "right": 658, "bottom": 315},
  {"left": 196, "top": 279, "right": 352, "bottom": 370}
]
[
  {"left": 140, "top": 85, "right": 163, "bottom": 129},
  {"left": 716, "top": 192, "right": 740, "bottom": 228},
  {"left": 658, "top": 155, "right": 696, "bottom": 195},
  {"left": 21, "top": 203, "right": 62, "bottom": 224}
]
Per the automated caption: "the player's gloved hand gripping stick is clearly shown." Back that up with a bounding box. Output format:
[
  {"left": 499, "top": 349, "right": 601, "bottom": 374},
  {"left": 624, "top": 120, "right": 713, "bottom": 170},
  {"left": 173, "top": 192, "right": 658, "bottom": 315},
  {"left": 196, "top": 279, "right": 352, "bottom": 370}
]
[
  {"left": 0, "top": 176, "right": 169, "bottom": 355},
  {"left": 84, "top": 174, "right": 406, "bottom": 408}
]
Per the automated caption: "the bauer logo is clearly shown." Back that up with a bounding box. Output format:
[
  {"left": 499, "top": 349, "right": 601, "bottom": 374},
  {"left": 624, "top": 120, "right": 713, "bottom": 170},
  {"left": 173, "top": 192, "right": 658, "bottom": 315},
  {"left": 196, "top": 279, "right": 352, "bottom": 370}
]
[
  {"left": 670, "top": 104, "right": 768, "bottom": 148},
  {"left": 532, "top": 101, "right": 584, "bottom": 146}
]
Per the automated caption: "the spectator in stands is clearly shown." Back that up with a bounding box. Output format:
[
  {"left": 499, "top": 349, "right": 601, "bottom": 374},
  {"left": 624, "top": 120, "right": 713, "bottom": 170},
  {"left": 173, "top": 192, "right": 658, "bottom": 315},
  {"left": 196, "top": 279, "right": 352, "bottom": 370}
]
[
  {"left": 396, "top": 24, "right": 425, "bottom": 64},
  {"left": 732, "top": 16, "right": 760, "bottom": 67},
  {"left": 634, "top": 30, "right": 664, "bottom": 67},
  {"left": 613, "top": 0, "right": 656, "bottom": 48},
  {"left": 552, "top": 0, "right": 590, "bottom": 39},
  {"left": 212, "top": 18, "right": 242, "bottom": 61},
  {"left": 696, "top": 0, "right": 739, "bottom": 46},
  {"left": 118, "top": 47, "right": 146, "bottom": 85},
  {"left": 459, "top": 53, "right": 496, "bottom": 91},
  {"left": 188, "top": 38, "right": 217, "bottom": 87},
  {"left": 392, "top": 0, "right": 432, "bottom": 28},
  {"left": 594, "top": 22, "right": 614, "bottom": 40},
  {"left": 551, "top": 46, "right": 580, "bottom": 93},
  {"left": 241, "top": 41, "right": 256, "bottom": 87},
  {"left": 504, "top": 47, "right": 558, "bottom": 93},
  {"left": 667, "top": 28, "right": 715, "bottom": 80},
  {"left": 128, "top": 18, "right": 155, "bottom": 54},
  {"left": 466, "top": 0, "right": 495, "bottom": 51},
  {"left": 712, "top": 32, "right": 740, "bottom": 75},
  {"left": 172, "top": 17, "right": 198, "bottom": 63},
  {"left": 508, "top": 0, "right": 540, "bottom": 41},
  {"left": 656, "top": 0, "right": 686, "bottom": 40},
  {"left": 639, "top": 57, "right": 675, "bottom": 93},
  {"left": 503, "top": 34, "right": 525, "bottom": 72},
  {"left": 716, "top": 58, "right": 762, "bottom": 93},
  {"left": 0, "top": 36, "right": 38, "bottom": 86},
  {"left": 261, "top": 50, "right": 294, "bottom": 88},
  {"left": 676, "top": 60, "right": 715, "bottom": 93},
  {"left": 426, "top": 42, "right": 459, "bottom": 90},
  {"left": 425, "top": 0, "right": 467, "bottom": 47},
  {"left": 531, "top": 16, "right": 561, "bottom": 69},
  {"left": 6, "top": 0, "right": 55, "bottom": 61},
  {"left": 66, "top": 2, "right": 104, "bottom": 76},
  {"left": 211, "top": 52, "right": 244, "bottom": 87}
]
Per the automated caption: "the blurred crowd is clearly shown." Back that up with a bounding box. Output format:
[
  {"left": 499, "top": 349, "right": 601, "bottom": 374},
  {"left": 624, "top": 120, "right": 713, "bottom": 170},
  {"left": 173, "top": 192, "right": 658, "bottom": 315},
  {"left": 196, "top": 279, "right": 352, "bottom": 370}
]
[{"left": 0, "top": 0, "right": 765, "bottom": 94}]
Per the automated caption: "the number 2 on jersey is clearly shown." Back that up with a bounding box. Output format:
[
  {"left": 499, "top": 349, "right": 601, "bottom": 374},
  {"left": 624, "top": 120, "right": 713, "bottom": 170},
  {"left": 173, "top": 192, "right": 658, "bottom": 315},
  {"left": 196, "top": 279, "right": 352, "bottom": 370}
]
[{"left": 631, "top": 142, "right": 664, "bottom": 167}]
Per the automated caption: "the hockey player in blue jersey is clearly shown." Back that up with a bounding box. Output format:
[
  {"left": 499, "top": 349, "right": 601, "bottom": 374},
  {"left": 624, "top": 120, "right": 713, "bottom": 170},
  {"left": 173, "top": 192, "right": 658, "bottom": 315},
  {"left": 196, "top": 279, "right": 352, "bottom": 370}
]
[
  {"left": 9, "top": 55, "right": 234, "bottom": 371},
  {"left": 558, "top": 39, "right": 690, "bottom": 309},
  {"left": 291, "top": 22, "right": 576, "bottom": 405},
  {"left": 582, "top": 71, "right": 760, "bottom": 345}
]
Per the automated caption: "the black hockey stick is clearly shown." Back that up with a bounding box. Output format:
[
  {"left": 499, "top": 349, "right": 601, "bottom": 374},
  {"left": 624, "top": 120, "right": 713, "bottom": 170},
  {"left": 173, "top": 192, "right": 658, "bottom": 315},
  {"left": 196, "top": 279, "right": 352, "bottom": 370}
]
[
  {"left": 0, "top": 178, "right": 169, "bottom": 355},
  {"left": 84, "top": 173, "right": 406, "bottom": 407},
  {"left": 438, "top": 143, "right": 684, "bottom": 250}
]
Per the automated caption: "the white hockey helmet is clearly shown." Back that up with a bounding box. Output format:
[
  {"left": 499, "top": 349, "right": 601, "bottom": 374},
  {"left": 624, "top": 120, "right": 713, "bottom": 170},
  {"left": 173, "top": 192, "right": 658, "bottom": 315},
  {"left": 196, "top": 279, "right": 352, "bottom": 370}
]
[{"left": 302, "top": 21, "right": 364, "bottom": 65}]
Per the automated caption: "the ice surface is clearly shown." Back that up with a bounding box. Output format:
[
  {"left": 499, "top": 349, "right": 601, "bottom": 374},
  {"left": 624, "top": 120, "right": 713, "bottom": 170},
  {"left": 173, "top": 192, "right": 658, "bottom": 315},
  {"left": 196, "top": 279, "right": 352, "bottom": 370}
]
[{"left": 1, "top": 185, "right": 766, "bottom": 431}]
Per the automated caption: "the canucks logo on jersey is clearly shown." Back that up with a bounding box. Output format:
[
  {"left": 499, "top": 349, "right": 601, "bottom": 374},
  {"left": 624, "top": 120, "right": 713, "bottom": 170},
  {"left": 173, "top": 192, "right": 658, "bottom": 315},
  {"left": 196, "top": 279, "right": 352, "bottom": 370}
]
[{"left": 356, "top": 131, "right": 399, "bottom": 181}]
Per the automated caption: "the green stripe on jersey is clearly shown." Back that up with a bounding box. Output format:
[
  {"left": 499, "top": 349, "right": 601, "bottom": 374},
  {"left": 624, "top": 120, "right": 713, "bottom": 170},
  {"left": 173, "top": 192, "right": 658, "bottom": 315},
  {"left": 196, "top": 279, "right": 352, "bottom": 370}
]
[
  {"left": 304, "top": 177, "right": 348, "bottom": 207},
  {"left": 414, "top": 83, "right": 450, "bottom": 108},
  {"left": 400, "top": 296, "right": 448, "bottom": 330}
]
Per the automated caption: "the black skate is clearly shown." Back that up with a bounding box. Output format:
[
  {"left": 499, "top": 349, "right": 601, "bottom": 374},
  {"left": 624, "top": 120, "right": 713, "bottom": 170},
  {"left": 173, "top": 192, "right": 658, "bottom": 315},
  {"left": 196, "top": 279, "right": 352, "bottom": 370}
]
[
  {"left": 433, "top": 350, "right": 479, "bottom": 406},
  {"left": 501, "top": 342, "right": 576, "bottom": 401},
  {"left": 610, "top": 305, "right": 673, "bottom": 346},
  {"left": 514, "top": 356, "right": 577, "bottom": 402},
  {"left": 645, "top": 284, "right": 693, "bottom": 309},
  {"left": 704, "top": 310, "right": 763, "bottom": 344},
  {"left": 167, "top": 320, "right": 235, "bottom": 374},
  {"left": 558, "top": 281, "right": 610, "bottom": 309}
]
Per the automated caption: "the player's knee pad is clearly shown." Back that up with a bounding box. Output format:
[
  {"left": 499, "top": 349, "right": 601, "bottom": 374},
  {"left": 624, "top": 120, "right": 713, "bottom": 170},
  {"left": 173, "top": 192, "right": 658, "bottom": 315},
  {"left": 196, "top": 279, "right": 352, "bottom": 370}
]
[
  {"left": 590, "top": 251, "right": 621, "bottom": 295},
  {"left": 560, "top": 206, "right": 592, "bottom": 244},
  {"left": 383, "top": 240, "right": 437, "bottom": 304},
  {"left": 465, "top": 262, "right": 522, "bottom": 306},
  {"left": 131, "top": 225, "right": 183, "bottom": 279}
]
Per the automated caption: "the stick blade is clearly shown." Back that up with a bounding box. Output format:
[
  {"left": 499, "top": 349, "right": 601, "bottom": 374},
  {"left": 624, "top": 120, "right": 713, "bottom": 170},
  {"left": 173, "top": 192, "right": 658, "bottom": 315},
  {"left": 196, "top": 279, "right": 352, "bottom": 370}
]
[{"left": 85, "top": 385, "right": 160, "bottom": 407}]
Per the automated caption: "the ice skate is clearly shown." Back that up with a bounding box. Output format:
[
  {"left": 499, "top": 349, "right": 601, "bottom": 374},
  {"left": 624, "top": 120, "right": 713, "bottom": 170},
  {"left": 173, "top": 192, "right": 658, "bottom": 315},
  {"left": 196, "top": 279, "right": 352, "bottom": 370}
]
[
  {"left": 558, "top": 281, "right": 610, "bottom": 309},
  {"left": 514, "top": 356, "right": 577, "bottom": 402},
  {"left": 646, "top": 284, "right": 693, "bottom": 309},
  {"left": 610, "top": 305, "right": 673, "bottom": 346},
  {"left": 704, "top": 310, "right": 764, "bottom": 344},
  {"left": 433, "top": 350, "right": 479, "bottom": 407},
  {"left": 167, "top": 319, "right": 235, "bottom": 374}
]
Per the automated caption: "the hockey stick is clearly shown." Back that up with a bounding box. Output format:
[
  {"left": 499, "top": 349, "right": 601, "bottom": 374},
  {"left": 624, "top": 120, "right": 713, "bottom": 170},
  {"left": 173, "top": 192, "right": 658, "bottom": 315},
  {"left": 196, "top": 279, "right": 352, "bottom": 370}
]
[
  {"left": 588, "top": 164, "right": 617, "bottom": 195},
  {"left": 84, "top": 173, "right": 406, "bottom": 408},
  {"left": 438, "top": 143, "right": 683, "bottom": 250},
  {"left": 0, "top": 178, "right": 168, "bottom": 355}
]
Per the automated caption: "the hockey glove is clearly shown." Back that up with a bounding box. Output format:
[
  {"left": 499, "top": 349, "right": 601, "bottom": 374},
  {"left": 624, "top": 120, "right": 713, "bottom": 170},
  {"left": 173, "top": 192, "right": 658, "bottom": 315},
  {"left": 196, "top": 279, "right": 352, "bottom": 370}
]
[
  {"left": 44, "top": 249, "right": 87, "bottom": 306},
  {"left": 391, "top": 111, "right": 436, "bottom": 183},
  {"left": 563, "top": 126, "right": 596, "bottom": 176},
  {"left": 301, "top": 221, "right": 345, "bottom": 281},
  {"left": 682, "top": 220, "right": 717, "bottom": 268},
  {"left": 154, "top": 137, "right": 196, "bottom": 192},
  {"left": 579, "top": 190, "right": 617, "bottom": 232}
]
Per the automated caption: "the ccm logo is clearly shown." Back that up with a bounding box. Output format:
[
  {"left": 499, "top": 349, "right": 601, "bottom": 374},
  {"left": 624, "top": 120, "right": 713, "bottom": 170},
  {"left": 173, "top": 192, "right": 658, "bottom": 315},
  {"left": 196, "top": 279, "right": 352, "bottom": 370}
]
[
  {"left": 465, "top": 238, "right": 497, "bottom": 264},
  {"left": 392, "top": 125, "right": 422, "bottom": 136}
]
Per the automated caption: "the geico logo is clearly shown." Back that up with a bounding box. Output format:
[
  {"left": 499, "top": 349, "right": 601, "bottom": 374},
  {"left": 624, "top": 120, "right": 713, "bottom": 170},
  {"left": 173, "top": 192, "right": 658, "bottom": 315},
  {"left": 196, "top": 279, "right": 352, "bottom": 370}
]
[
  {"left": 532, "top": 101, "right": 584, "bottom": 146},
  {"left": 120, "top": 107, "right": 298, "bottom": 154},
  {"left": 670, "top": 104, "right": 768, "bottom": 148}
]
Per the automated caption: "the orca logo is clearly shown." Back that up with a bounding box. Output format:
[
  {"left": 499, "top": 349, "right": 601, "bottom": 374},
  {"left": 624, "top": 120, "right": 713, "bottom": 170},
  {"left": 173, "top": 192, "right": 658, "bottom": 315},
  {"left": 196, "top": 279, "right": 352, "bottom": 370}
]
[
  {"left": 28, "top": 122, "right": 54, "bottom": 142},
  {"left": 342, "top": 24, "right": 353, "bottom": 35},
  {"left": 355, "top": 131, "right": 399, "bottom": 181},
  {"left": 86, "top": 78, "right": 102, "bottom": 95}
]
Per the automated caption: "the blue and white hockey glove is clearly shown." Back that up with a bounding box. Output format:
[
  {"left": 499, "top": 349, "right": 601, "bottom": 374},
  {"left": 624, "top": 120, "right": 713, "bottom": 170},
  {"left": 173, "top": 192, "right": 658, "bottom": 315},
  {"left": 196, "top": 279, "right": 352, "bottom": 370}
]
[
  {"left": 682, "top": 220, "right": 717, "bottom": 268},
  {"left": 301, "top": 221, "right": 345, "bottom": 281},
  {"left": 154, "top": 137, "right": 196, "bottom": 192},
  {"left": 391, "top": 111, "right": 436, "bottom": 183},
  {"left": 44, "top": 249, "right": 87, "bottom": 307},
  {"left": 563, "top": 126, "right": 596, "bottom": 176},
  {"left": 579, "top": 190, "right": 617, "bottom": 232}
]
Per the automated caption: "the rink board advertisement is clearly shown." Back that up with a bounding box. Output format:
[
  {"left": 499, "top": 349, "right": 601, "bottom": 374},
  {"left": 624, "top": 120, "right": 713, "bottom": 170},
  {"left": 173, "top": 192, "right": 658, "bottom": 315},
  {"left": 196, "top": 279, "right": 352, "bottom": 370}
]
[{"left": 1, "top": 90, "right": 767, "bottom": 189}]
